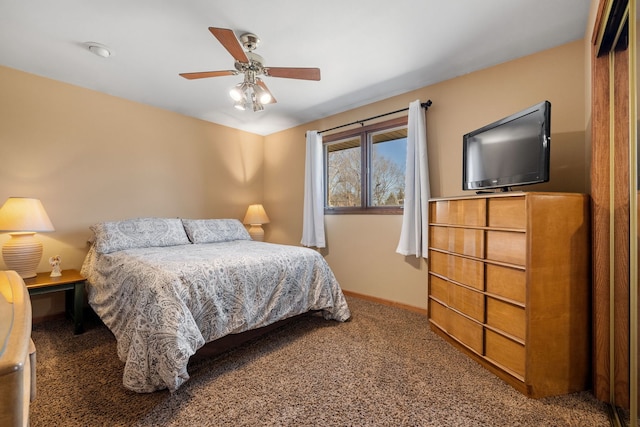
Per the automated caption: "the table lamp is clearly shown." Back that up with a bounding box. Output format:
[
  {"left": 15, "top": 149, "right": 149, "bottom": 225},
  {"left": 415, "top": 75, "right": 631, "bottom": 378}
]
[
  {"left": 243, "top": 204, "right": 270, "bottom": 241},
  {"left": 0, "top": 197, "right": 55, "bottom": 279}
]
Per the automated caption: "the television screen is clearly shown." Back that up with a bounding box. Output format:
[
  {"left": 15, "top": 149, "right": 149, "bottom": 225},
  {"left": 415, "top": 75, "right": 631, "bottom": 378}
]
[{"left": 462, "top": 101, "right": 551, "bottom": 192}]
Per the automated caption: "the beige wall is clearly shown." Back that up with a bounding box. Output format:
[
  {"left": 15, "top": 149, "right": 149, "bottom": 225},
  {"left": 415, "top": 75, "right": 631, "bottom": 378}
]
[
  {"left": 0, "top": 66, "right": 264, "bottom": 316},
  {"left": 1, "top": 37, "right": 587, "bottom": 317},
  {"left": 264, "top": 39, "right": 587, "bottom": 310}
]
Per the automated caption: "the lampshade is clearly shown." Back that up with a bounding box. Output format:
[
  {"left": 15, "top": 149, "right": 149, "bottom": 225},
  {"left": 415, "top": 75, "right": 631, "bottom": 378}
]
[
  {"left": 0, "top": 197, "right": 55, "bottom": 279},
  {"left": 243, "top": 204, "right": 270, "bottom": 225},
  {"left": 0, "top": 197, "right": 55, "bottom": 232},
  {"left": 243, "top": 204, "right": 269, "bottom": 242}
]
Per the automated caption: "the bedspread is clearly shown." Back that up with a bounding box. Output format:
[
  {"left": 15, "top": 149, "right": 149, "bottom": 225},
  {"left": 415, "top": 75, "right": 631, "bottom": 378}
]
[{"left": 81, "top": 240, "right": 351, "bottom": 392}]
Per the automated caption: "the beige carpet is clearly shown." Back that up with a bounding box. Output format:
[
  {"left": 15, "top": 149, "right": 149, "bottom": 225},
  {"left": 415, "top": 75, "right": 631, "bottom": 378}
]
[{"left": 29, "top": 296, "right": 610, "bottom": 426}]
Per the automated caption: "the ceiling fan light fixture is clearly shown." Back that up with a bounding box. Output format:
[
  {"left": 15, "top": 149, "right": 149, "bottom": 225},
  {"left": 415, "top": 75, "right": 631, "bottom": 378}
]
[
  {"left": 253, "top": 83, "right": 272, "bottom": 104},
  {"left": 229, "top": 83, "right": 247, "bottom": 102},
  {"left": 252, "top": 99, "right": 265, "bottom": 112}
]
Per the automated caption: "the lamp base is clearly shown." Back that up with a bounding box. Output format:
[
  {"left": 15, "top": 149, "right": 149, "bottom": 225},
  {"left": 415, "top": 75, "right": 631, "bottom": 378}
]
[
  {"left": 247, "top": 224, "right": 265, "bottom": 242},
  {"left": 2, "top": 232, "right": 43, "bottom": 279}
]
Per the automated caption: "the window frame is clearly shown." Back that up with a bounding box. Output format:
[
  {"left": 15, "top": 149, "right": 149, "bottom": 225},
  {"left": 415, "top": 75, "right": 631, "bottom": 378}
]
[{"left": 323, "top": 116, "right": 408, "bottom": 215}]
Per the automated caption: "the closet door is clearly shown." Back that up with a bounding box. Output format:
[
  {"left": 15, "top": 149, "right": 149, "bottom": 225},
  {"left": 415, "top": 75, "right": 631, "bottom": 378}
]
[{"left": 591, "top": 0, "right": 637, "bottom": 425}]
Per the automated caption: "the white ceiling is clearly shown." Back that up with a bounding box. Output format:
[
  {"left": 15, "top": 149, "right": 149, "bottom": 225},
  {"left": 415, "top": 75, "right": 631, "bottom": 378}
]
[{"left": 0, "top": 1, "right": 591, "bottom": 136}]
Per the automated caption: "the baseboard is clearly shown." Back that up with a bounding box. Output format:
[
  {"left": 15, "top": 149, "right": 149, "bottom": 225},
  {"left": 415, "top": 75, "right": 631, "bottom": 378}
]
[{"left": 342, "top": 290, "right": 427, "bottom": 316}]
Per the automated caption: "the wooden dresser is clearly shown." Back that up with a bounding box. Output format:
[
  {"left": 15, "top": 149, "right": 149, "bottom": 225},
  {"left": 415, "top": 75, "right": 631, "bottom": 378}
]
[
  {"left": 427, "top": 192, "right": 590, "bottom": 398},
  {"left": 0, "top": 270, "right": 36, "bottom": 427}
]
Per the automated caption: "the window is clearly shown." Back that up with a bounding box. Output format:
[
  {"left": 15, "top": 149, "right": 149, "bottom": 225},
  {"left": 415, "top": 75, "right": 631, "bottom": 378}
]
[{"left": 323, "top": 116, "right": 408, "bottom": 214}]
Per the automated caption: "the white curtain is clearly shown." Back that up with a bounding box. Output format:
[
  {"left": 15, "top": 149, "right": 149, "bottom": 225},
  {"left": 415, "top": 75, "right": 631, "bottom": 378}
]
[
  {"left": 396, "top": 100, "right": 430, "bottom": 258},
  {"left": 301, "top": 130, "right": 326, "bottom": 248}
]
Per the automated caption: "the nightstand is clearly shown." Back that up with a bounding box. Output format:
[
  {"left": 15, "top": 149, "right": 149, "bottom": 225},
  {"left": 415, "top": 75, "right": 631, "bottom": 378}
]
[{"left": 23, "top": 269, "right": 85, "bottom": 334}]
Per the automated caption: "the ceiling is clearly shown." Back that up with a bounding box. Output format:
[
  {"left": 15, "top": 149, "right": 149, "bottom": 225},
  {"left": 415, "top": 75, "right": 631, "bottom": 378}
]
[{"left": 0, "top": 1, "right": 591, "bottom": 136}]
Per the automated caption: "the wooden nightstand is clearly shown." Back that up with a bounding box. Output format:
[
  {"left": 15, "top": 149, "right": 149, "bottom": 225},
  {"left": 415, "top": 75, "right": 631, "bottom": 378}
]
[{"left": 23, "top": 269, "right": 85, "bottom": 334}]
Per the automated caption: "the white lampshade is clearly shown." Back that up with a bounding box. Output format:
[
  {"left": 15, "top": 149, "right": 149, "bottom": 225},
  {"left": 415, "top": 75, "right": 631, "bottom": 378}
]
[
  {"left": 243, "top": 204, "right": 270, "bottom": 225},
  {"left": 243, "top": 204, "right": 270, "bottom": 242},
  {"left": 0, "top": 197, "right": 55, "bottom": 279},
  {"left": 0, "top": 198, "right": 55, "bottom": 232}
]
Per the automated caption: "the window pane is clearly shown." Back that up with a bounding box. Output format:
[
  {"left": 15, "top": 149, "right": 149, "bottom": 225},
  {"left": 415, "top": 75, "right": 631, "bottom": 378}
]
[
  {"left": 369, "top": 127, "right": 407, "bottom": 207},
  {"left": 327, "top": 137, "right": 361, "bottom": 207}
]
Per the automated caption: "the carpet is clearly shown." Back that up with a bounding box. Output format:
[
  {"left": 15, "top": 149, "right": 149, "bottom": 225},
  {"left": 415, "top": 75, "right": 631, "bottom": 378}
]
[{"left": 29, "top": 296, "right": 610, "bottom": 426}]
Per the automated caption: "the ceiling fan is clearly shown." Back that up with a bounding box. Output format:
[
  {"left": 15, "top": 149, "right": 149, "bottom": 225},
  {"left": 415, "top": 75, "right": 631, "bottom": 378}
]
[{"left": 180, "top": 27, "right": 321, "bottom": 112}]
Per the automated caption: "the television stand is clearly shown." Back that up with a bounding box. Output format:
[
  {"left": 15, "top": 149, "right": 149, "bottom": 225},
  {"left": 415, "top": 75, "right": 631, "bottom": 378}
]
[{"left": 475, "top": 187, "right": 512, "bottom": 194}]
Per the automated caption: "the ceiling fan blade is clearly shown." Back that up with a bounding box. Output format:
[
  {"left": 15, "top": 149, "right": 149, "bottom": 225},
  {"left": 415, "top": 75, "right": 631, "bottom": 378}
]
[
  {"left": 265, "top": 67, "right": 321, "bottom": 81},
  {"left": 256, "top": 79, "right": 277, "bottom": 104},
  {"left": 179, "top": 70, "right": 237, "bottom": 80},
  {"left": 209, "top": 27, "right": 249, "bottom": 63}
]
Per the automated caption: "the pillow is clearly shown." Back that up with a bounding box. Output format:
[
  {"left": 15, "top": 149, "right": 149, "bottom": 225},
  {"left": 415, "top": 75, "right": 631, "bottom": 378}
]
[
  {"left": 182, "top": 218, "right": 251, "bottom": 243},
  {"left": 91, "top": 217, "right": 191, "bottom": 254}
]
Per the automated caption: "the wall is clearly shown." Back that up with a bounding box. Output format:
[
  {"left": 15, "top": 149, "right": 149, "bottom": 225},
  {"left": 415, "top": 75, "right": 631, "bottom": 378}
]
[
  {"left": 1, "top": 38, "right": 588, "bottom": 317},
  {"left": 0, "top": 65, "right": 264, "bottom": 317},
  {"left": 264, "top": 39, "right": 587, "bottom": 310}
]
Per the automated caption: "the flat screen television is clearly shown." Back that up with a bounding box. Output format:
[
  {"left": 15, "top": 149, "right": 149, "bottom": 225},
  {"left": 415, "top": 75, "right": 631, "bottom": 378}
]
[{"left": 462, "top": 100, "right": 551, "bottom": 192}]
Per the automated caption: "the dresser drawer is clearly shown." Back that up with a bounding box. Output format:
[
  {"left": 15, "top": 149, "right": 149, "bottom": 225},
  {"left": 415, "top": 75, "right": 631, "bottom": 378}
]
[
  {"left": 430, "top": 198, "right": 487, "bottom": 226},
  {"left": 449, "top": 283, "right": 484, "bottom": 322},
  {"left": 486, "top": 297, "right": 525, "bottom": 341},
  {"left": 449, "top": 255, "right": 484, "bottom": 291},
  {"left": 429, "top": 251, "right": 449, "bottom": 278},
  {"left": 449, "top": 199, "right": 486, "bottom": 226},
  {"left": 451, "top": 228, "right": 484, "bottom": 258},
  {"left": 485, "top": 329, "right": 525, "bottom": 378},
  {"left": 486, "top": 264, "right": 526, "bottom": 304},
  {"left": 430, "top": 226, "right": 450, "bottom": 251},
  {"left": 431, "top": 226, "right": 484, "bottom": 258},
  {"left": 448, "top": 310, "right": 483, "bottom": 354},
  {"left": 430, "top": 200, "right": 450, "bottom": 224},
  {"left": 429, "top": 299, "right": 449, "bottom": 331},
  {"left": 488, "top": 196, "right": 526, "bottom": 229},
  {"left": 429, "top": 274, "right": 449, "bottom": 304},
  {"left": 486, "top": 230, "right": 526, "bottom": 265},
  {"left": 429, "top": 251, "right": 484, "bottom": 291}
]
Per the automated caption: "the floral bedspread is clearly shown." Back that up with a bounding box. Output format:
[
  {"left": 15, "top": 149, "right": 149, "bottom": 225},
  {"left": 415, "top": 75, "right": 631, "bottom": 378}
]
[{"left": 81, "top": 240, "right": 351, "bottom": 393}]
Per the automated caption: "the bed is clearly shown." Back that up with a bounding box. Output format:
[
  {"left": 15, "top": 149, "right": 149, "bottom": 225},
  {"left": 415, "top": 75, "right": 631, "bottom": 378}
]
[{"left": 80, "top": 217, "right": 351, "bottom": 393}]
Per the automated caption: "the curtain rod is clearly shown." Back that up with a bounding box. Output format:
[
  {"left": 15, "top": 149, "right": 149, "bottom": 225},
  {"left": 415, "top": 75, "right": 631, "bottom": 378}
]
[{"left": 316, "top": 99, "right": 432, "bottom": 134}]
